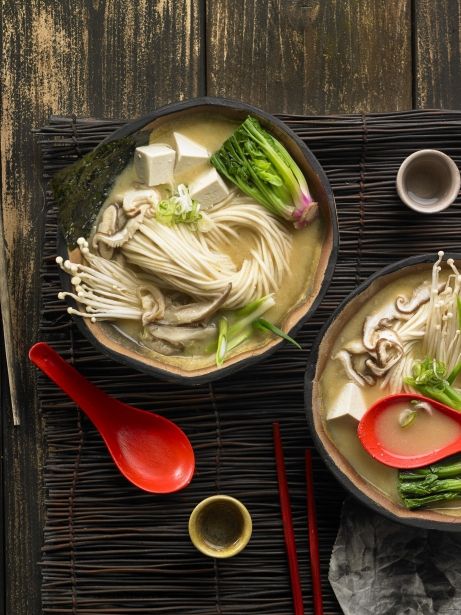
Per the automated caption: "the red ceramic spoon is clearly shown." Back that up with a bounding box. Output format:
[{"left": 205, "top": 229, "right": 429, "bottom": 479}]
[
  {"left": 29, "top": 342, "right": 195, "bottom": 493},
  {"left": 358, "top": 393, "right": 461, "bottom": 469}
]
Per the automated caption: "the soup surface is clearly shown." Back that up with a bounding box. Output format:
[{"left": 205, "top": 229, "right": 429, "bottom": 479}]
[
  {"left": 87, "top": 112, "right": 325, "bottom": 370},
  {"left": 374, "top": 401, "right": 461, "bottom": 457},
  {"left": 319, "top": 264, "right": 461, "bottom": 514}
]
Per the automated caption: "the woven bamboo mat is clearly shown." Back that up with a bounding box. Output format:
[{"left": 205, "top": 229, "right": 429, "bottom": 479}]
[{"left": 36, "top": 110, "right": 461, "bottom": 615}]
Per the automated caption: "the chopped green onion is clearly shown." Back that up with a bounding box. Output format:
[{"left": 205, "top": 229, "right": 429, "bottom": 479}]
[
  {"left": 405, "top": 357, "right": 461, "bottom": 411},
  {"left": 399, "top": 408, "right": 417, "bottom": 428},
  {"left": 228, "top": 295, "right": 275, "bottom": 340},
  {"left": 156, "top": 184, "right": 202, "bottom": 227},
  {"left": 227, "top": 327, "right": 252, "bottom": 352},
  {"left": 213, "top": 295, "right": 275, "bottom": 362},
  {"left": 233, "top": 296, "right": 273, "bottom": 319},
  {"left": 448, "top": 360, "right": 461, "bottom": 385},
  {"left": 253, "top": 318, "right": 301, "bottom": 349},
  {"left": 216, "top": 317, "right": 228, "bottom": 367}
]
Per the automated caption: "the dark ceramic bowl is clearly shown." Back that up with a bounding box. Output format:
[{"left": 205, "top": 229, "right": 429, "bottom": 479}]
[
  {"left": 58, "top": 97, "right": 338, "bottom": 385},
  {"left": 306, "top": 253, "right": 461, "bottom": 531}
]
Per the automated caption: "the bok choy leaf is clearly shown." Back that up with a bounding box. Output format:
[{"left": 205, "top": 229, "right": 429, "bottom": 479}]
[{"left": 211, "top": 116, "right": 318, "bottom": 228}]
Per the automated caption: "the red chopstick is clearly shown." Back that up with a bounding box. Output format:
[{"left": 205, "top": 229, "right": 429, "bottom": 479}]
[
  {"left": 305, "top": 449, "right": 324, "bottom": 615},
  {"left": 273, "top": 422, "right": 304, "bottom": 615}
]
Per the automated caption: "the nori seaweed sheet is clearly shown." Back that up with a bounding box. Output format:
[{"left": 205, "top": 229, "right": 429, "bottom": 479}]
[{"left": 52, "top": 136, "right": 137, "bottom": 247}]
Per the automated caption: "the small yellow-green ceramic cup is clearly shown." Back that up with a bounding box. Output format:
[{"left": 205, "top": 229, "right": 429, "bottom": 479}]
[{"left": 188, "top": 495, "right": 252, "bottom": 558}]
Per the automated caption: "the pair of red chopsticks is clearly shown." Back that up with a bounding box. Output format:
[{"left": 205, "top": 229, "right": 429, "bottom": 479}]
[{"left": 273, "top": 422, "right": 323, "bottom": 615}]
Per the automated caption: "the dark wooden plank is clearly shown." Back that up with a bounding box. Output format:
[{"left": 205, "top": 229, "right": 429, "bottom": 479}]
[
  {"left": 0, "top": 2, "right": 202, "bottom": 613},
  {"left": 0, "top": 332, "right": 6, "bottom": 615},
  {"left": 414, "top": 0, "right": 461, "bottom": 109},
  {"left": 206, "top": 0, "right": 412, "bottom": 114}
]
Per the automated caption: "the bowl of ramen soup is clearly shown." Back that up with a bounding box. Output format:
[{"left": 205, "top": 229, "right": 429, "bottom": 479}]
[
  {"left": 306, "top": 251, "right": 461, "bottom": 530},
  {"left": 53, "top": 97, "right": 338, "bottom": 384}
]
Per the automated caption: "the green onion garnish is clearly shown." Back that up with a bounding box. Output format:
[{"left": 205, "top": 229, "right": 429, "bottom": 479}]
[
  {"left": 253, "top": 318, "right": 301, "bottom": 349},
  {"left": 216, "top": 317, "right": 228, "bottom": 367}
]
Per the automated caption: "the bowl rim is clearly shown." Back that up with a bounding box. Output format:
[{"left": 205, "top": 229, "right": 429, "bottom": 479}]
[
  {"left": 305, "top": 251, "right": 461, "bottom": 531},
  {"left": 58, "top": 95, "right": 339, "bottom": 385}
]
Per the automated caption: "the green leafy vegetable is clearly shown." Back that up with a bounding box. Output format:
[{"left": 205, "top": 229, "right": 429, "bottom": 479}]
[
  {"left": 399, "top": 456, "right": 461, "bottom": 509},
  {"left": 156, "top": 184, "right": 203, "bottom": 227},
  {"left": 253, "top": 318, "right": 301, "bottom": 349},
  {"left": 403, "top": 357, "right": 461, "bottom": 526},
  {"left": 211, "top": 116, "right": 317, "bottom": 227},
  {"left": 405, "top": 357, "right": 461, "bottom": 410}
]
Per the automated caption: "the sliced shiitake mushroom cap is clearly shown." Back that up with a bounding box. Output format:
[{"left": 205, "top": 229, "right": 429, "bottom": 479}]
[
  {"left": 147, "top": 324, "right": 217, "bottom": 349},
  {"left": 160, "top": 284, "right": 232, "bottom": 326},
  {"left": 395, "top": 281, "right": 434, "bottom": 314}
]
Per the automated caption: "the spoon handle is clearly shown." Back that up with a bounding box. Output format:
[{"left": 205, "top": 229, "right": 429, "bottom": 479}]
[{"left": 29, "top": 342, "right": 113, "bottom": 427}]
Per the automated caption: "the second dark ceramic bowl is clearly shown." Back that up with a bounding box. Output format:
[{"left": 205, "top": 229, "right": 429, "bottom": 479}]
[
  {"left": 59, "top": 97, "right": 338, "bottom": 385},
  {"left": 306, "top": 253, "right": 461, "bottom": 531}
]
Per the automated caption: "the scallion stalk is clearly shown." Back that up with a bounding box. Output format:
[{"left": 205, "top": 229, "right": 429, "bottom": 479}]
[
  {"left": 215, "top": 317, "right": 228, "bottom": 367},
  {"left": 253, "top": 318, "right": 301, "bottom": 349},
  {"left": 227, "top": 295, "right": 276, "bottom": 340}
]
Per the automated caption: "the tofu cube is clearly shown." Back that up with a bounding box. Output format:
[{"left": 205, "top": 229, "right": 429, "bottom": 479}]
[
  {"left": 173, "top": 132, "right": 209, "bottom": 179},
  {"left": 189, "top": 168, "right": 229, "bottom": 209},
  {"left": 134, "top": 143, "right": 175, "bottom": 186},
  {"left": 327, "top": 382, "right": 368, "bottom": 422}
]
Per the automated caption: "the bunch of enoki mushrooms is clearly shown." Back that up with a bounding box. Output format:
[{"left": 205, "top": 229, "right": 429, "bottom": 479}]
[
  {"left": 335, "top": 252, "right": 461, "bottom": 393},
  {"left": 57, "top": 188, "right": 291, "bottom": 355}
]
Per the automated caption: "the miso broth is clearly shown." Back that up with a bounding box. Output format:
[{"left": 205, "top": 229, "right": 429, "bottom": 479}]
[
  {"left": 320, "top": 266, "right": 461, "bottom": 514},
  {"left": 82, "top": 111, "right": 325, "bottom": 371},
  {"left": 375, "top": 401, "right": 461, "bottom": 458}
]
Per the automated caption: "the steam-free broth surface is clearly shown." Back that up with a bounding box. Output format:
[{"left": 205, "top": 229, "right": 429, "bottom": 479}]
[
  {"left": 375, "top": 401, "right": 461, "bottom": 457},
  {"left": 319, "top": 265, "right": 461, "bottom": 514},
  {"left": 95, "top": 112, "right": 325, "bottom": 370}
]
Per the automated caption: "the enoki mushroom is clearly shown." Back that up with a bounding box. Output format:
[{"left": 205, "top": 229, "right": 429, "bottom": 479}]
[{"left": 57, "top": 241, "right": 162, "bottom": 323}]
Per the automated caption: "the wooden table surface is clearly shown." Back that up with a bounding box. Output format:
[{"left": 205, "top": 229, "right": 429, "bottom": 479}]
[{"left": 1, "top": 1, "right": 460, "bottom": 613}]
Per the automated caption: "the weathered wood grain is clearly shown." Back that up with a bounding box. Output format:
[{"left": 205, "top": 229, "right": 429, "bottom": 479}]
[
  {"left": 206, "top": 0, "right": 412, "bottom": 114},
  {"left": 414, "top": 0, "right": 461, "bottom": 109},
  {"left": 0, "top": 2, "right": 202, "bottom": 614}
]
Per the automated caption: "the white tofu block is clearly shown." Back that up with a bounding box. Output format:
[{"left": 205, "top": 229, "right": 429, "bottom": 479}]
[
  {"left": 134, "top": 143, "right": 175, "bottom": 186},
  {"left": 173, "top": 132, "right": 209, "bottom": 178},
  {"left": 327, "top": 382, "right": 369, "bottom": 422},
  {"left": 189, "top": 168, "right": 229, "bottom": 209}
]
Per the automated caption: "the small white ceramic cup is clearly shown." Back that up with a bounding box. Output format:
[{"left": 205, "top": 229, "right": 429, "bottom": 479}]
[{"left": 396, "top": 149, "right": 460, "bottom": 214}]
